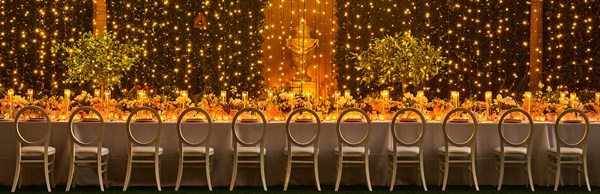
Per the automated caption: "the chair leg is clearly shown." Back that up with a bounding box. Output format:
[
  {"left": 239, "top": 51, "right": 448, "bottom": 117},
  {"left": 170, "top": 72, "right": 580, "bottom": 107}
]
[
  {"left": 50, "top": 155, "right": 56, "bottom": 189},
  {"left": 471, "top": 155, "right": 479, "bottom": 191},
  {"left": 72, "top": 167, "right": 78, "bottom": 189},
  {"left": 578, "top": 160, "right": 582, "bottom": 187},
  {"left": 229, "top": 155, "right": 238, "bottom": 191},
  {"left": 364, "top": 155, "right": 372, "bottom": 192},
  {"left": 583, "top": 157, "right": 591, "bottom": 191},
  {"left": 66, "top": 156, "right": 75, "bottom": 192},
  {"left": 554, "top": 160, "right": 561, "bottom": 191},
  {"left": 314, "top": 156, "right": 321, "bottom": 191},
  {"left": 260, "top": 154, "right": 267, "bottom": 191},
  {"left": 11, "top": 159, "right": 21, "bottom": 192},
  {"left": 283, "top": 155, "right": 292, "bottom": 191},
  {"left": 389, "top": 155, "right": 397, "bottom": 191},
  {"left": 44, "top": 156, "right": 52, "bottom": 192},
  {"left": 104, "top": 156, "right": 110, "bottom": 189},
  {"left": 497, "top": 155, "right": 505, "bottom": 191},
  {"left": 334, "top": 154, "right": 343, "bottom": 192},
  {"left": 206, "top": 155, "right": 213, "bottom": 191},
  {"left": 97, "top": 158, "right": 105, "bottom": 192},
  {"left": 527, "top": 157, "right": 535, "bottom": 192},
  {"left": 419, "top": 156, "right": 428, "bottom": 191},
  {"left": 154, "top": 155, "right": 161, "bottom": 191},
  {"left": 175, "top": 153, "right": 184, "bottom": 191},
  {"left": 123, "top": 154, "right": 132, "bottom": 191},
  {"left": 442, "top": 157, "right": 449, "bottom": 191}
]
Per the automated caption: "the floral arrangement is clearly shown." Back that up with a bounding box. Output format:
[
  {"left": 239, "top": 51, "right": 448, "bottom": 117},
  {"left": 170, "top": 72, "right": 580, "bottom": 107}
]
[
  {"left": 402, "top": 92, "right": 428, "bottom": 108},
  {"left": 493, "top": 94, "right": 518, "bottom": 111}
]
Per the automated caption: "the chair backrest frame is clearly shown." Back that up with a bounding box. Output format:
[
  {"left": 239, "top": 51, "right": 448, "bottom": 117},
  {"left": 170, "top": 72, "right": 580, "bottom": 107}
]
[
  {"left": 390, "top": 108, "right": 426, "bottom": 147},
  {"left": 231, "top": 107, "right": 267, "bottom": 147},
  {"left": 554, "top": 108, "right": 589, "bottom": 151},
  {"left": 335, "top": 108, "right": 372, "bottom": 147},
  {"left": 126, "top": 106, "right": 163, "bottom": 146},
  {"left": 14, "top": 105, "right": 52, "bottom": 146},
  {"left": 68, "top": 106, "right": 106, "bottom": 147},
  {"left": 442, "top": 107, "right": 478, "bottom": 147},
  {"left": 497, "top": 108, "right": 534, "bottom": 147},
  {"left": 176, "top": 107, "right": 213, "bottom": 147},
  {"left": 285, "top": 108, "right": 321, "bottom": 148}
]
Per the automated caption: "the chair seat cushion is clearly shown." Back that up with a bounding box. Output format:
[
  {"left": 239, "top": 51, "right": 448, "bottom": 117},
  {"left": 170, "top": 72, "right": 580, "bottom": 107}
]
[
  {"left": 21, "top": 146, "right": 56, "bottom": 155},
  {"left": 183, "top": 147, "right": 214, "bottom": 155},
  {"left": 494, "top": 146, "right": 527, "bottom": 155},
  {"left": 438, "top": 146, "right": 471, "bottom": 155},
  {"left": 334, "top": 146, "right": 369, "bottom": 155},
  {"left": 548, "top": 147, "right": 583, "bottom": 155},
  {"left": 388, "top": 146, "right": 420, "bottom": 156},
  {"left": 75, "top": 146, "right": 109, "bottom": 156},
  {"left": 132, "top": 146, "right": 163, "bottom": 155},
  {"left": 234, "top": 147, "right": 266, "bottom": 156},
  {"left": 284, "top": 146, "right": 317, "bottom": 156}
]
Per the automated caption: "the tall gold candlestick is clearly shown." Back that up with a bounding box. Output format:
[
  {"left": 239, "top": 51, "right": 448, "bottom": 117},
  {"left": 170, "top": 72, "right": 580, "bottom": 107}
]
[
  {"left": 450, "top": 91, "right": 459, "bottom": 108},
  {"left": 8, "top": 89, "right": 14, "bottom": 119},
  {"left": 416, "top": 90, "right": 424, "bottom": 112},
  {"left": 27, "top": 89, "right": 34, "bottom": 104},
  {"left": 524, "top": 91, "right": 532, "bottom": 114},
  {"left": 221, "top": 91, "right": 227, "bottom": 104},
  {"left": 64, "top": 89, "right": 71, "bottom": 113},
  {"left": 485, "top": 91, "right": 492, "bottom": 121}
]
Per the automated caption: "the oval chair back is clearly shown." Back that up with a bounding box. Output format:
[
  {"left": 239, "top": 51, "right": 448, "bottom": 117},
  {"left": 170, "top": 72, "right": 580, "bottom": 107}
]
[
  {"left": 14, "top": 105, "right": 52, "bottom": 147},
  {"left": 391, "top": 107, "right": 426, "bottom": 147},
  {"left": 125, "top": 106, "right": 163, "bottom": 149},
  {"left": 68, "top": 106, "right": 106, "bottom": 155},
  {"left": 335, "top": 108, "right": 372, "bottom": 149},
  {"left": 554, "top": 108, "right": 590, "bottom": 151},
  {"left": 498, "top": 108, "right": 534, "bottom": 151},
  {"left": 177, "top": 107, "right": 212, "bottom": 148},
  {"left": 285, "top": 107, "right": 321, "bottom": 149},
  {"left": 231, "top": 107, "right": 267, "bottom": 148},
  {"left": 442, "top": 107, "right": 478, "bottom": 148}
]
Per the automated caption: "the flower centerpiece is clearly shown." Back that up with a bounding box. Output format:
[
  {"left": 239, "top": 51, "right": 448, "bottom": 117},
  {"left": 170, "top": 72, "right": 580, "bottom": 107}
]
[{"left": 492, "top": 94, "right": 518, "bottom": 120}]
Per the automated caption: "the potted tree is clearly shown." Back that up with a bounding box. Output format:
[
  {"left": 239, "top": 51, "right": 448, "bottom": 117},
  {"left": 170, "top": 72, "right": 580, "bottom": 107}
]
[
  {"left": 51, "top": 31, "right": 144, "bottom": 93},
  {"left": 354, "top": 32, "right": 447, "bottom": 94}
]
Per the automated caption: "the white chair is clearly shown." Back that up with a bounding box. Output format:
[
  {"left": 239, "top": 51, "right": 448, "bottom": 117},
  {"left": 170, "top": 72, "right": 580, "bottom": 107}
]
[
  {"left": 66, "top": 106, "right": 109, "bottom": 191},
  {"left": 495, "top": 108, "right": 534, "bottom": 191},
  {"left": 283, "top": 108, "right": 321, "bottom": 191},
  {"left": 547, "top": 108, "right": 590, "bottom": 191},
  {"left": 389, "top": 108, "right": 427, "bottom": 191},
  {"left": 334, "top": 108, "right": 372, "bottom": 192},
  {"left": 123, "top": 106, "right": 163, "bottom": 191},
  {"left": 175, "top": 107, "right": 214, "bottom": 191},
  {"left": 229, "top": 107, "right": 268, "bottom": 191},
  {"left": 11, "top": 105, "right": 55, "bottom": 192},
  {"left": 438, "top": 107, "right": 479, "bottom": 191}
]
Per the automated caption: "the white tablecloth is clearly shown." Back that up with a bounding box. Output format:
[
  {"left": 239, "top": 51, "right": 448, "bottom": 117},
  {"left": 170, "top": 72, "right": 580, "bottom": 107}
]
[{"left": 0, "top": 120, "right": 596, "bottom": 187}]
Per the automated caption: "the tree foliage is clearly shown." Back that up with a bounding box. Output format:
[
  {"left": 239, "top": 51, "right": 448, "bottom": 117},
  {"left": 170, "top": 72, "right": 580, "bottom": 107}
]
[
  {"left": 52, "top": 31, "right": 144, "bottom": 90},
  {"left": 354, "top": 32, "right": 447, "bottom": 94}
]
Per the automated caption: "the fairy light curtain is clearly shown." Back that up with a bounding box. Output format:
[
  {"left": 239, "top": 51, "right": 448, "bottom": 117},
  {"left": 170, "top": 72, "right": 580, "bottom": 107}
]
[{"left": 334, "top": 0, "right": 530, "bottom": 98}]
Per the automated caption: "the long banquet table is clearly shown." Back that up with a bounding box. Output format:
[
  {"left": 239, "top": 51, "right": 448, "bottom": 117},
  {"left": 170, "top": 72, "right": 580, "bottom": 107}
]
[{"left": 0, "top": 120, "right": 597, "bottom": 188}]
